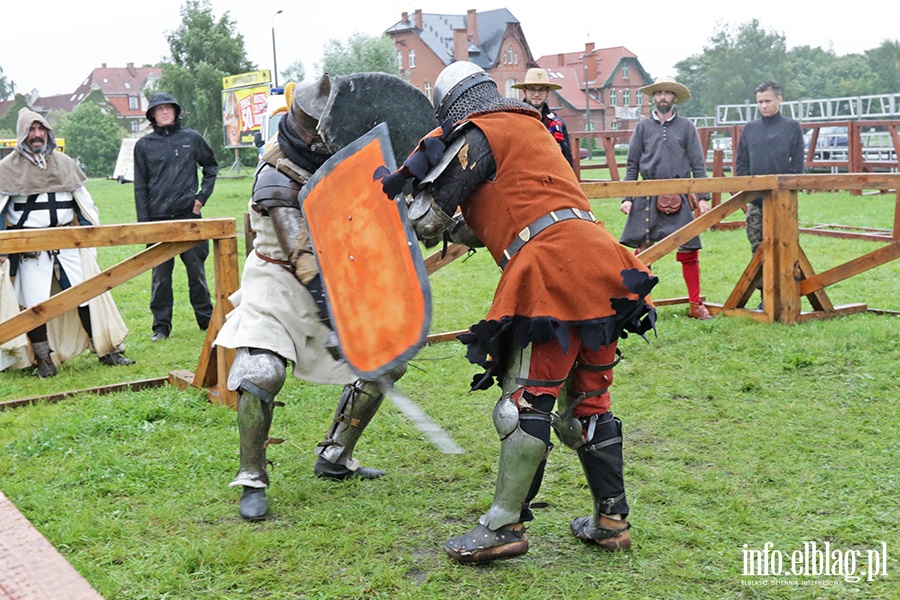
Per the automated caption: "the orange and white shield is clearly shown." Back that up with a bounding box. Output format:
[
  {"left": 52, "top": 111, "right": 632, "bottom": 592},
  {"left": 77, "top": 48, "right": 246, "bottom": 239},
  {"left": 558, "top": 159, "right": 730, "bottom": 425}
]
[{"left": 300, "top": 123, "right": 431, "bottom": 380}]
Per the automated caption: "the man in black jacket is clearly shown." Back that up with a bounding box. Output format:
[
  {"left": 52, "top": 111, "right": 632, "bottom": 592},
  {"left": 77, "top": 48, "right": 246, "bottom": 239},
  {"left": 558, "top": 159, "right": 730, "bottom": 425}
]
[
  {"left": 735, "top": 80, "right": 805, "bottom": 308},
  {"left": 134, "top": 92, "right": 218, "bottom": 341}
]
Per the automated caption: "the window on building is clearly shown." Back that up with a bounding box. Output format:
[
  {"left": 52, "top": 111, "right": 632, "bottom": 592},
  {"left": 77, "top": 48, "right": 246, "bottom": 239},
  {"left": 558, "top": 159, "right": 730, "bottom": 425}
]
[
  {"left": 131, "top": 120, "right": 141, "bottom": 132},
  {"left": 397, "top": 51, "right": 403, "bottom": 70},
  {"left": 623, "top": 90, "right": 630, "bottom": 106},
  {"left": 637, "top": 91, "right": 643, "bottom": 106},
  {"left": 128, "top": 96, "right": 139, "bottom": 110},
  {"left": 424, "top": 81, "right": 432, "bottom": 103},
  {"left": 504, "top": 45, "right": 517, "bottom": 64},
  {"left": 623, "top": 64, "right": 629, "bottom": 79},
  {"left": 505, "top": 79, "right": 518, "bottom": 99},
  {"left": 610, "top": 89, "right": 617, "bottom": 106},
  {"left": 611, "top": 121, "right": 619, "bottom": 131},
  {"left": 408, "top": 50, "right": 416, "bottom": 68}
]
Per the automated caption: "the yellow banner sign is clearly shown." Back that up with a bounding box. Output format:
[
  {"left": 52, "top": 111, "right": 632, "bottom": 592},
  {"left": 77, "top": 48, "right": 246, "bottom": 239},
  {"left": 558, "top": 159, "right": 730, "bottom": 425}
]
[{"left": 222, "top": 70, "right": 272, "bottom": 90}]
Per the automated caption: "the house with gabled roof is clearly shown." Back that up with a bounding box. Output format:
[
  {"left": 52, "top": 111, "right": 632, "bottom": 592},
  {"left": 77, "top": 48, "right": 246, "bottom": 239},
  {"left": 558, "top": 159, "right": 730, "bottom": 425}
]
[
  {"left": 538, "top": 43, "right": 654, "bottom": 134},
  {"left": 0, "top": 63, "right": 161, "bottom": 137},
  {"left": 69, "top": 63, "right": 161, "bottom": 135},
  {"left": 385, "top": 8, "right": 537, "bottom": 105}
]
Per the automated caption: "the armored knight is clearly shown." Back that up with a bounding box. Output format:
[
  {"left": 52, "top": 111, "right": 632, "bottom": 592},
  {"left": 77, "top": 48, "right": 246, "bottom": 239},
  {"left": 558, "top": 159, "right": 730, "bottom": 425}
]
[
  {"left": 214, "top": 75, "right": 408, "bottom": 521},
  {"left": 380, "top": 62, "right": 658, "bottom": 563}
]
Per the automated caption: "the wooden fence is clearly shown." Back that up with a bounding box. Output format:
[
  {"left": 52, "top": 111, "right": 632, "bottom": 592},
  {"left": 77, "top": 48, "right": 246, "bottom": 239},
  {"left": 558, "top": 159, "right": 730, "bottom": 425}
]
[{"left": 0, "top": 219, "right": 240, "bottom": 409}]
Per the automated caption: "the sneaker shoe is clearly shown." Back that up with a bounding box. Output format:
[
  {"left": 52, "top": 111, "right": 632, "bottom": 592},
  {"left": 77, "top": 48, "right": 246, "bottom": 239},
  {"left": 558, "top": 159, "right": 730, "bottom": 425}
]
[{"left": 150, "top": 331, "right": 168, "bottom": 342}]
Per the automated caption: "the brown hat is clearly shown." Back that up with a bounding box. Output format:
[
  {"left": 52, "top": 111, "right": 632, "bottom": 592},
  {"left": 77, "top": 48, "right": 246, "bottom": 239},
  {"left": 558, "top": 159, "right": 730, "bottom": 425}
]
[
  {"left": 639, "top": 76, "right": 691, "bottom": 104},
  {"left": 512, "top": 68, "right": 562, "bottom": 90}
]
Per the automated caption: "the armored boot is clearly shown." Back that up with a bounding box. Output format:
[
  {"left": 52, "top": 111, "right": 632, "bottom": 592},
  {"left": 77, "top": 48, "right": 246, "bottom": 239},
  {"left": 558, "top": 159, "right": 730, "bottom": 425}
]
[
  {"left": 314, "top": 379, "right": 387, "bottom": 480},
  {"left": 229, "top": 390, "right": 276, "bottom": 521},
  {"left": 32, "top": 341, "right": 57, "bottom": 378},
  {"left": 227, "top": 348, "right": 287, "bottom": 521},
  {"left": 571, "top": 412, "right": 631, "bottom": 551},
  {"left": 444, "top": 394, "right": 551, "bottom": 563}
]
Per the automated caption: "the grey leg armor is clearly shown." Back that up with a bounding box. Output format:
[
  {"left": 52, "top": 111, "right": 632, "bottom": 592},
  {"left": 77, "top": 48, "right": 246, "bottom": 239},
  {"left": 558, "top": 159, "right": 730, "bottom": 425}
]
[
  {"left": 227, "top": 347, "right": 287, "bottom": 521},
  {"left": 444, "top": 393, "right": 551, "bottom": 563},
  {"left": 313, "top": 364, "right": 406, "bottom": 480},
  {"left": 570, "top": 411, "right": 632, "bottom": 550}
]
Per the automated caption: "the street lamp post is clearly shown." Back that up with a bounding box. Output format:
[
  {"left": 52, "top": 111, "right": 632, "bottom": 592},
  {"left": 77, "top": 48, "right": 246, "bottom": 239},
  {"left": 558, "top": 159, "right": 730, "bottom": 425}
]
[
  {"left": 581, "top": 50, "right": 597, "bottom": 132},
  {"left": 272, "top": 10, "right": 283, "bottom": 87}
]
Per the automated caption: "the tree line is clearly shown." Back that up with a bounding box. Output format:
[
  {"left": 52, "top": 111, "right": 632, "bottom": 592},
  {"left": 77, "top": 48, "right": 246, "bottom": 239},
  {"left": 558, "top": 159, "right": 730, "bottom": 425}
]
[
  {"left": 674, "top": 19, "right": 900, "bottom": 118},
  {"left": 2, "top": 6, "right": 897, "bottom": 176}
]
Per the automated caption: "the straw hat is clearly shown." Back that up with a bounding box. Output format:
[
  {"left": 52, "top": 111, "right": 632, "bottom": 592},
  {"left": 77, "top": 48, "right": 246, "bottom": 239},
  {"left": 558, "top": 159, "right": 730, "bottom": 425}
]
[
  {"left": 512, "top": 68, "right": 562, "bottom": 90},
  {"left": 639, "top": 76, "right": 691, "bottom": 104}
]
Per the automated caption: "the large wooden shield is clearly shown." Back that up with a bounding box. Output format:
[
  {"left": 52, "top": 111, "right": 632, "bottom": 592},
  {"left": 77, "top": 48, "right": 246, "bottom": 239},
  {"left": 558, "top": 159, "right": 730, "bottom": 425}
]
[{"left": 299, "top": 123, "right": 431, "bottom": 380}]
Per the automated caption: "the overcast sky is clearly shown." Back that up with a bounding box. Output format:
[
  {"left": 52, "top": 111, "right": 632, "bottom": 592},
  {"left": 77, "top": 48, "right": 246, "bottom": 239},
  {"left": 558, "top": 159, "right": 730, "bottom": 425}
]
[{"left": 4, "top": 0, "right": 898, "bottom": 98}]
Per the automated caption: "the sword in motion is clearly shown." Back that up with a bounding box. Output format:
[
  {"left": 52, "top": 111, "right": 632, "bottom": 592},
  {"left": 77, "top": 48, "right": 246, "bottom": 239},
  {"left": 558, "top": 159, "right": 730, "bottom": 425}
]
[{"left": 377, "top": 378, "right": 464, "bottom": 454}]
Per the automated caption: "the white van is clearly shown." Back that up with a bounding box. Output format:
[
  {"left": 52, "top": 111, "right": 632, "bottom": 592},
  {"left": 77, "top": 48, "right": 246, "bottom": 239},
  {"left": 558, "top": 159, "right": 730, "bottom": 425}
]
[{"left": 254, "top": 89, "right": 287, "bottom": 156}]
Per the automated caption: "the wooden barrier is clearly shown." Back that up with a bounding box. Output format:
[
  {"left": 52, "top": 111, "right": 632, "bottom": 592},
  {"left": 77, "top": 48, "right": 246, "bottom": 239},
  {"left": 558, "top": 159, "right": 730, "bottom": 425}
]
[
  {"left": 582, "top": 173, "right": 900, "bottom": 324},
  {"left": 0, "top": 218, "right": 240, "bottom": 408}
]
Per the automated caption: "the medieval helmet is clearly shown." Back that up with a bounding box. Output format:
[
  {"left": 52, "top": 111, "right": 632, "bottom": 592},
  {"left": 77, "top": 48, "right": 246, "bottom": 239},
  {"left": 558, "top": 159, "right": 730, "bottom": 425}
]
[
  {"left": 433, "top": 61, "right": 494, "bottom": 122},
  {"left": 287, "top": 73, "right": 332, "bottom": 142}
]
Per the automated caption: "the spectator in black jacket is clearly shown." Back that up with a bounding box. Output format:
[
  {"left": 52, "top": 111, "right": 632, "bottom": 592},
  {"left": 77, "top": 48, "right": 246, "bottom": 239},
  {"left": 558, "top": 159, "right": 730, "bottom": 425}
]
[
  {"left": 512, "top": 68, "right": 574, "bottom": 168},
  {"left": 134, "top": 92, "right": 218, "bottom": 341}
]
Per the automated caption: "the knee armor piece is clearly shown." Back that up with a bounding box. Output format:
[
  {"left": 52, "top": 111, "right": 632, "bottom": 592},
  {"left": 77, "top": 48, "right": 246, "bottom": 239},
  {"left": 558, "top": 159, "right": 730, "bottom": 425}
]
[
  {"left": 479, "top": 394, "right": 552, "bottom": 531},
  {"left": 227, "top": 347, "right": 287, "bottom": 400}
]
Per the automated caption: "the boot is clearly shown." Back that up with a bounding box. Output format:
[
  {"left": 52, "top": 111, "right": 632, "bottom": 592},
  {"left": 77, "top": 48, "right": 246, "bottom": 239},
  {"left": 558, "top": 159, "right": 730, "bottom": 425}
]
[
  {"left": 99, "top": 352, "right": 136, "bottom": 366},
  {"left": 444, "top": 523, "right": 529, "bottom": 563},
  {"left": 688, "top": 302, "right": 712, "bottom": 320},
  {"left": 229, "top": 390, "right": 274, "bottom": 521},
  {"left": 572, "top": 412, "right": 632, "bottom": 551},
  {"left": 32, "top": 341, "right": 57, "bottom": 378},
  {"left": 444, "top": 396, "right": 549, "bottom": 564}
]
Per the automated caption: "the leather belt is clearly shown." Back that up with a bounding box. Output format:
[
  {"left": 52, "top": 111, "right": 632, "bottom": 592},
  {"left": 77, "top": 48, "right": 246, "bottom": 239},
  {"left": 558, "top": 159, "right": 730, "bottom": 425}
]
[{"left": 499, "top": 207, "right": 596, "bottom": 271}]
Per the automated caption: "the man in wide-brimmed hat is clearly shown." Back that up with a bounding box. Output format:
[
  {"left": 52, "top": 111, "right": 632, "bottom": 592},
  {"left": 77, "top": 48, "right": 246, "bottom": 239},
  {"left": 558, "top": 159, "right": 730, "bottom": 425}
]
[
  {"left": 512, "top": 68, "right": 574, "bottom": 166},
  {"left": 619, "top": 76, "right": 714, "bottom": 320}
]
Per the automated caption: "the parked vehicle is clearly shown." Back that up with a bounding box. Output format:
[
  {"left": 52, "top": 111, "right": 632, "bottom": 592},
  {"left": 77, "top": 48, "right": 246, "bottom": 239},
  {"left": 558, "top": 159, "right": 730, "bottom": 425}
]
[{"left": 253, "top": 88, "right": 286, "bottom": 157}]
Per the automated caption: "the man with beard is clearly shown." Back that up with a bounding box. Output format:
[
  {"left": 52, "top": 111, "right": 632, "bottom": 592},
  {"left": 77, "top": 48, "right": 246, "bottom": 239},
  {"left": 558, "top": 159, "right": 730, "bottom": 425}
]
[
  {"left": 619, "top": 77, "right": 714, "bottom": 320},
  {"left": 512, "top": 68, "right": 574, "bottom": 167},
  {"left": 378, "top": 61, "right": 657, "bottom": 563},
  {"left": 0, "top": 108, "right": 133, "bottom": 376}
]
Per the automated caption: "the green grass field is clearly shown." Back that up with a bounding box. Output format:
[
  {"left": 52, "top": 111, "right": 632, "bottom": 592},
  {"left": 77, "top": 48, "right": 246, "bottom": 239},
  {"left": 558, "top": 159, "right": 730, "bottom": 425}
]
[{"left": 1, "top": 178, "right": 898, "bottom": 599}]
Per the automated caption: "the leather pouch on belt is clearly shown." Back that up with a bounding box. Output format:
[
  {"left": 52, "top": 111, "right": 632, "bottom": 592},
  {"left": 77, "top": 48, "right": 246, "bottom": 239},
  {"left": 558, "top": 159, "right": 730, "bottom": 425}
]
[{"left": 656, "top": 193, "right": 682, "bottom": 214}]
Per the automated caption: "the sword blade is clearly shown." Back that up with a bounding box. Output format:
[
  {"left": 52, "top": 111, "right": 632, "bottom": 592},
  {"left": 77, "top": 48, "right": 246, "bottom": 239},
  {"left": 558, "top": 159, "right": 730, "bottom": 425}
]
[{"left": 378, "top": 379, "right": 464, "bottom": 455}]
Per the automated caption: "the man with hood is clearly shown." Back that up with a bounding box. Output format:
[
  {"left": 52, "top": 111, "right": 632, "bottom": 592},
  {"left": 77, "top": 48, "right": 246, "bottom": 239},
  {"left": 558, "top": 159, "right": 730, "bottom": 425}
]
[
  {"left": 133, "top": 92, "right": 218, "bottom": 342},
  {"left": 0, "top": 108, "right": 133, "bottom": 376}
]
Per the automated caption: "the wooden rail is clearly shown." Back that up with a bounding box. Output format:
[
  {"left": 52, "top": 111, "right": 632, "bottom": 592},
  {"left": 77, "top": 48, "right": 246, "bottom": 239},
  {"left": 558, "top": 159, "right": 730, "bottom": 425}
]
[
  {"left": 583, "top": 174, "right": 900, "bottom": 324},
  {"left": 0, "top": 218, "right": 240, "bottom": 408}
]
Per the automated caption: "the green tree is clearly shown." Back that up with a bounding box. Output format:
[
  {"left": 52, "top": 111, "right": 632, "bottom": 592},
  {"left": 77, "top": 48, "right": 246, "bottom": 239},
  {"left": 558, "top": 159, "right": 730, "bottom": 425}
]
[
  {"left": 58, "top": 102, "right": 126, "bottom": 178},
  {"left": 156, "top": 0, "right": 255, "bottom": 164},
  {"left": 317, "top": 33, "right": 399, "bottom": 78},
  {"left": 865, "top": 40, "right": 900, "bottom": 93},
  {"left": 0, "top": 66, "right": 14, "bottom": 101},
  {"left": 675, "top": 20, "right": 790, "bottom": 117},
  {"left": 280, "top": 59, "right": 306, "bottom": 85}
]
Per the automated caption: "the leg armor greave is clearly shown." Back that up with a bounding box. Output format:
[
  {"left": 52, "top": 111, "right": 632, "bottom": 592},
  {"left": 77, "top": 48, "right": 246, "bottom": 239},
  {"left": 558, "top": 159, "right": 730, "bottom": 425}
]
[
  {"left": 315, "top": 379, "right": 385, "bottom": 472},
  {"left": 479, "top": 393, "right": 552, "bottom": 531},
  {"left": 576, "top": 411, "right": 629, "bottom": 518},
  {"left": 227, "top": 348, "right": 286, "bottom": 489}
]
